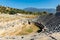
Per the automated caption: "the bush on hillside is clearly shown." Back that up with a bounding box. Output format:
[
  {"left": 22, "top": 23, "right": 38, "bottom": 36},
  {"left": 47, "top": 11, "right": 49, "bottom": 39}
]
[{"left": 9, "top": 10, "right": 16, "bottom": 15}]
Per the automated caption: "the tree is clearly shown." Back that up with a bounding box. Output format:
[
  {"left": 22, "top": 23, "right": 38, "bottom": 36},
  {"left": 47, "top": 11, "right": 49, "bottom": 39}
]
[
  {"left": 9, "top": 10, "right": 16, "bottom": 15},
  {"left": 43, "top": 11, "right": 47, "bottom": 15},
  {"left": 49, "top": 13, "right": 53, "bottom": 15},
  {"left": 29, "top": 12, "right": 32, "bottom": 14}
]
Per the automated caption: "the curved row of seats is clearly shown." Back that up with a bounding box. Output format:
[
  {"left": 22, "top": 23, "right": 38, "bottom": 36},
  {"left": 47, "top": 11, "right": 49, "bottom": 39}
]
[{"left": 36, "top": 14, "right": 60, "bottom": 33}]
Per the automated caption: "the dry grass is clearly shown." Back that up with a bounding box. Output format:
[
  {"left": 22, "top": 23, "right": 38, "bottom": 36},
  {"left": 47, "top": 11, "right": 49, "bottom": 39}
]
[
  {"left": 0, "top": 14, "right": 39, "bottom": 36},
  {"left": 16, "top": 23, "right": 39, "bottom": 35}
]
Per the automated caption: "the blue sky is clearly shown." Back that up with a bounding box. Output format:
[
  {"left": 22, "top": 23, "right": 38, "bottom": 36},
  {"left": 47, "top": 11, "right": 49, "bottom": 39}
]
[{"left": 0, "top": 0, "right": 60, "bottom": 9}]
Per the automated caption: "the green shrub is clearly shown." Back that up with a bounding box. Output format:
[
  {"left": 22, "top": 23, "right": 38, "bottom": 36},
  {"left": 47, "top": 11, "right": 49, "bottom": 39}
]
[{"left": 9, "top": 10, "right": 16, "bottom": 15}]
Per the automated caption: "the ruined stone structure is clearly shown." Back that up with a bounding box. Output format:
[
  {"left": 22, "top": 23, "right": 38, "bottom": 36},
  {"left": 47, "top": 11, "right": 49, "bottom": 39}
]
[{"left": 55, "top": 5, "right": 60, "bottom": 16}]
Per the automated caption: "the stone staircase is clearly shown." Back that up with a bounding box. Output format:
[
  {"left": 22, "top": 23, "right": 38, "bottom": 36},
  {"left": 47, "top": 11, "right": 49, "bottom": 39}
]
[{"left": 36, "top": 14, "right": 60, "bottom": 33}]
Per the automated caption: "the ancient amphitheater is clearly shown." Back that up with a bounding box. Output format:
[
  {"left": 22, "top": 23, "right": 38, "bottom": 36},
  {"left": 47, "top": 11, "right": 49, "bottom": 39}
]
[{"left": 0, "top": 14, "right": 60, "bottom": 40}]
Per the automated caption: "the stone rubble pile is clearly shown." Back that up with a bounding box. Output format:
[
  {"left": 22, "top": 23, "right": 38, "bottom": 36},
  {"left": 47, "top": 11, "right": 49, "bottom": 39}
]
[{"left": 0, "top": 32, "right": 60, "bottom": 40}]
